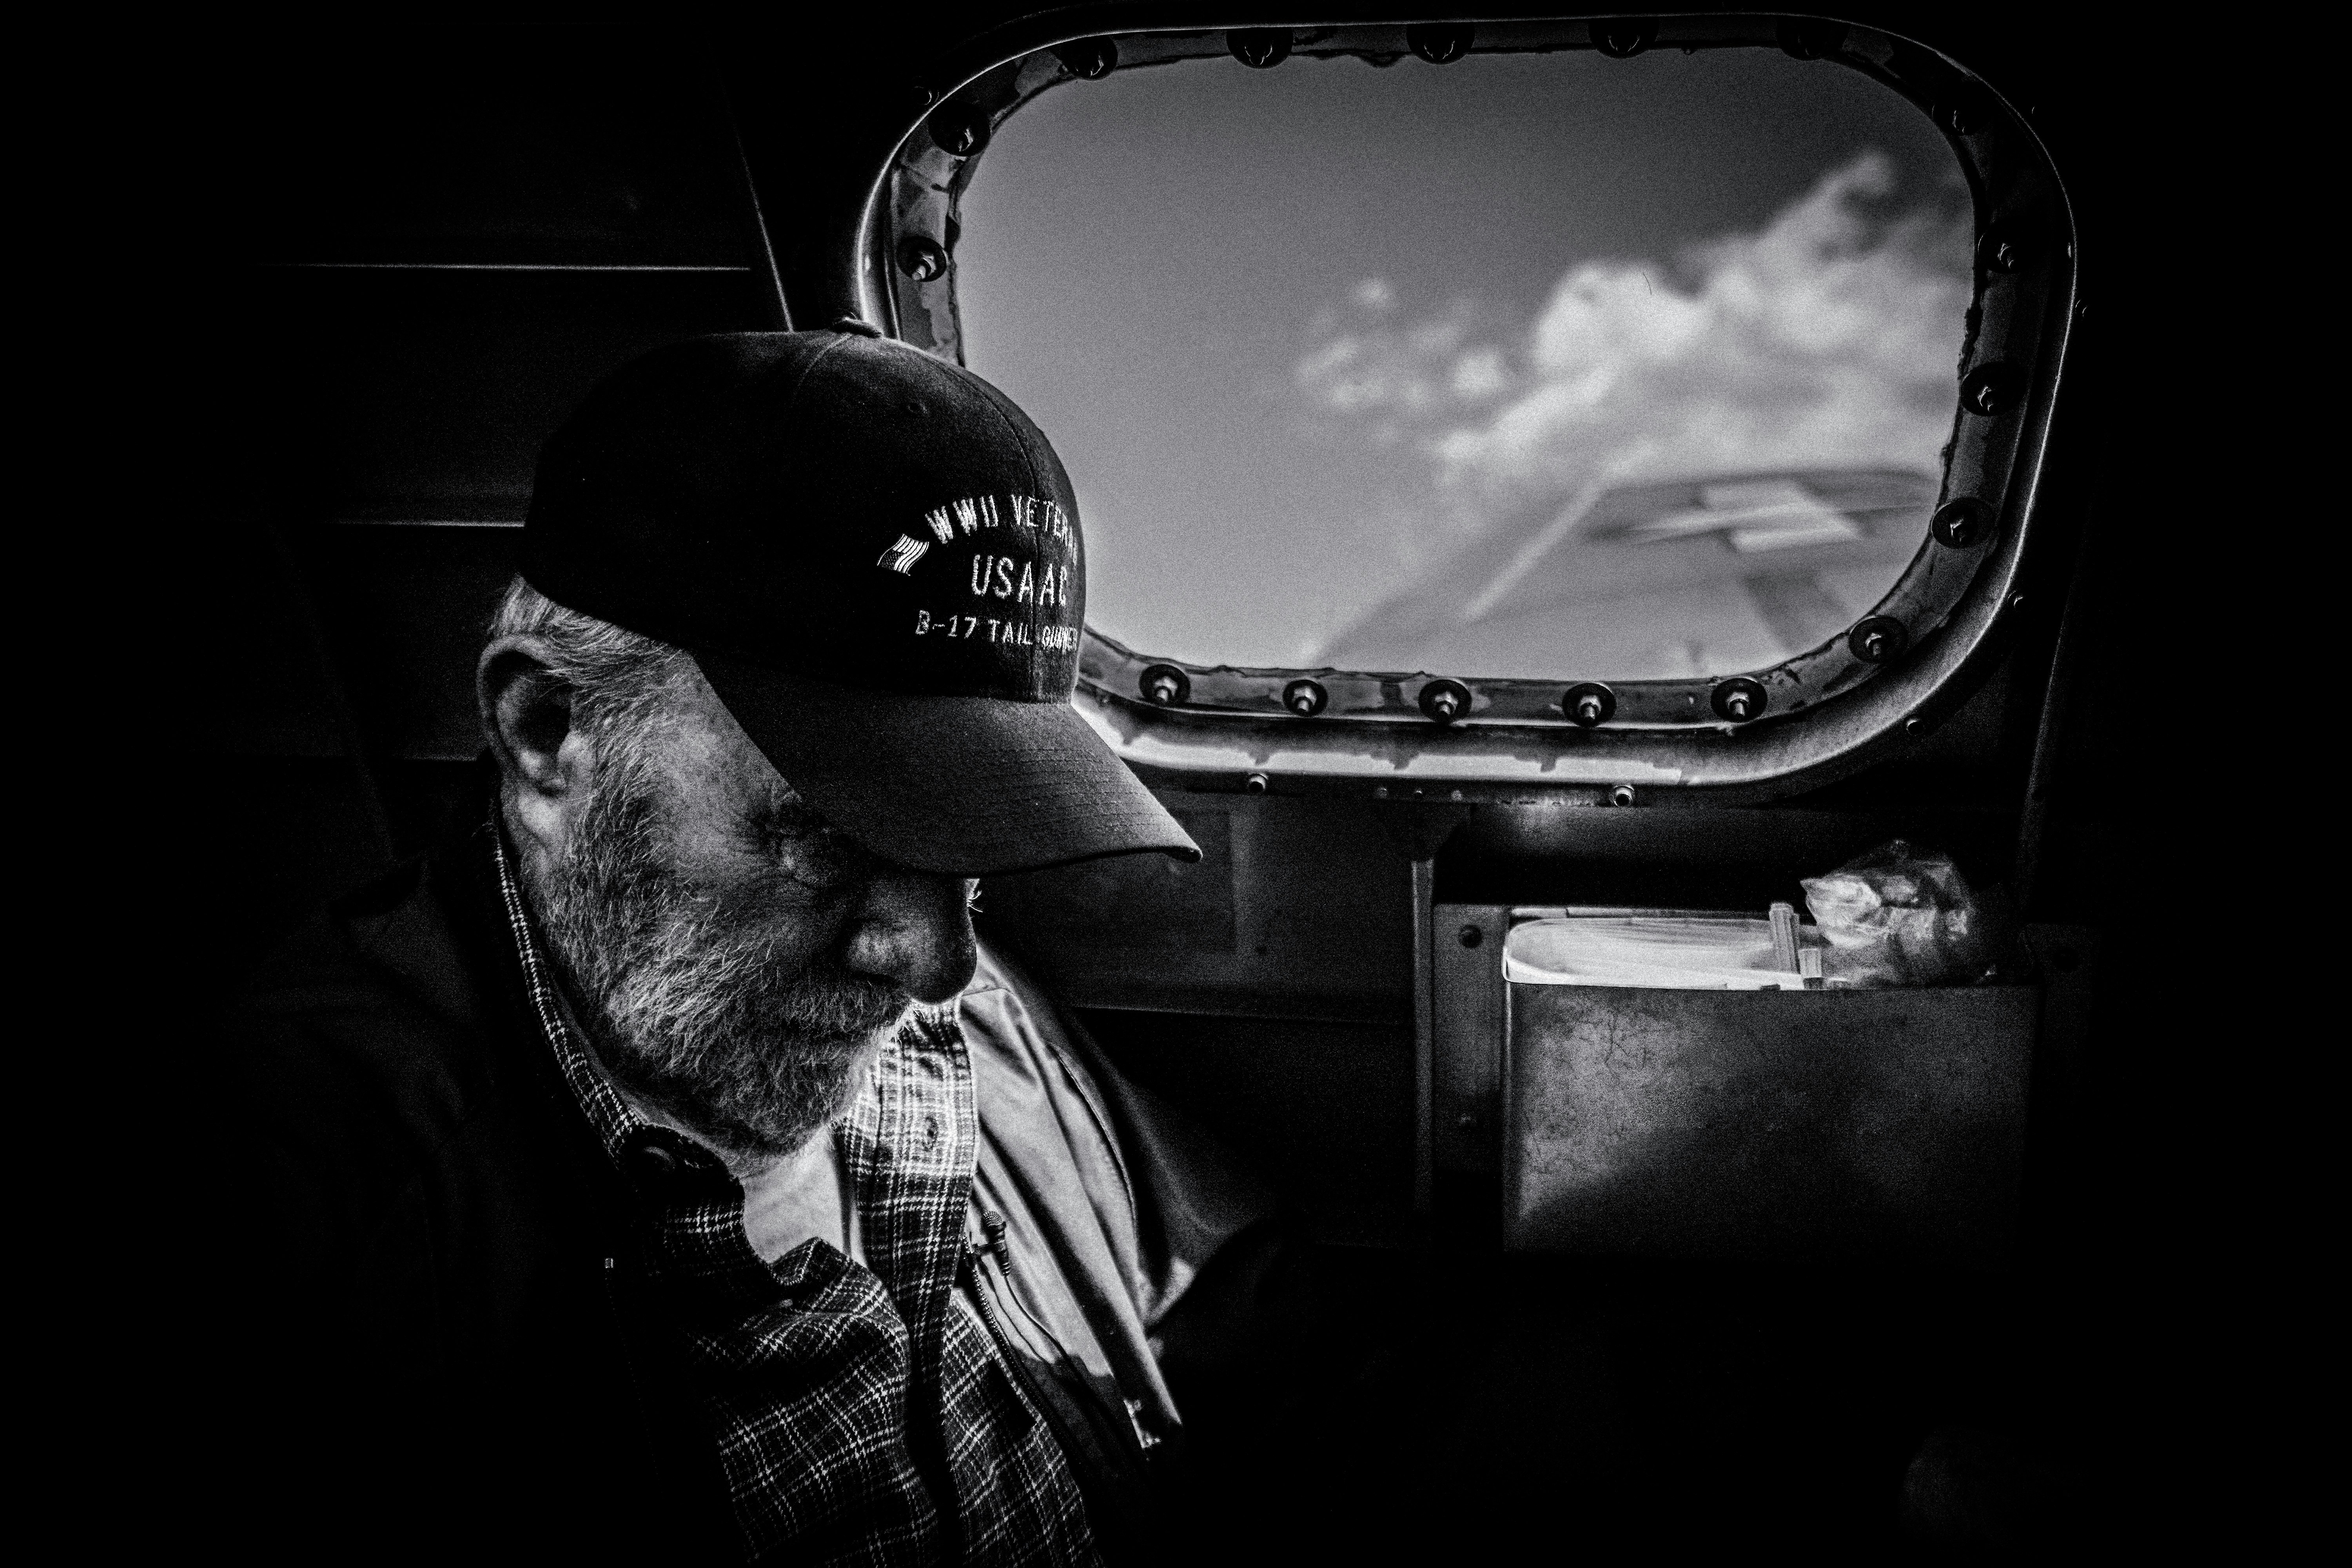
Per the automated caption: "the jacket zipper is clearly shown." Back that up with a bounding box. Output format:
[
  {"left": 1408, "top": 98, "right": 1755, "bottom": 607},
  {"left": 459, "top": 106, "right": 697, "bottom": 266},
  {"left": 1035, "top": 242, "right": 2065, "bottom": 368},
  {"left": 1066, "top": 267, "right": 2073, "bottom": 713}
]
[
  {"left": 969, "top": 1218, "right": 1160, "bottom": 1465},
  {"left": 963, "top": 1238, "right": 1066, "bottom": 1441},
  {"left": 980, "top": 1212, "right": 1080, "bottom": 1370}
]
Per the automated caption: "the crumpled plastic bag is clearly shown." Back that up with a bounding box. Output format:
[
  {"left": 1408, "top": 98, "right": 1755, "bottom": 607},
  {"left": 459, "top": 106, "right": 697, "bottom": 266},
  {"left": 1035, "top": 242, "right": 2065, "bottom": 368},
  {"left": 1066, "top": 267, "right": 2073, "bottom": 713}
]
[{"left": 1800, "top": 840, "right": 2005, "bottom": 987}]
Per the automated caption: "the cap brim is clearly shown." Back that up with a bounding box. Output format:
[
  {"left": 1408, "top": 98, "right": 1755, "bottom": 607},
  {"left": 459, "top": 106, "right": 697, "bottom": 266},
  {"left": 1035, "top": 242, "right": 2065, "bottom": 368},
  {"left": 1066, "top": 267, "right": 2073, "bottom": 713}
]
[{"left": 695, "top": 655, "right": 1201, "bottom": 877}]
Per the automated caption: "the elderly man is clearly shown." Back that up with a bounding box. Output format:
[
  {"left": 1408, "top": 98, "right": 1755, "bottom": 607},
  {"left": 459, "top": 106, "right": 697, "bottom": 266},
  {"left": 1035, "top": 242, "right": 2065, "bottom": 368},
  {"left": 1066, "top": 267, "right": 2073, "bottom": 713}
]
[{"left": 223, "top": 327, "right": 1280, "bottom": 1564}]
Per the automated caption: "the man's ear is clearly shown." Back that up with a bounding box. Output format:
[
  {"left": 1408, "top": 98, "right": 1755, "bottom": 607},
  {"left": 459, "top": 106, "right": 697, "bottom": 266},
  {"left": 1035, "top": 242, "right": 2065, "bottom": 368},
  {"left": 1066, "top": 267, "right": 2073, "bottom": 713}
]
[{"left": 479, "top": 635, "right": 588, "bottom": 852}]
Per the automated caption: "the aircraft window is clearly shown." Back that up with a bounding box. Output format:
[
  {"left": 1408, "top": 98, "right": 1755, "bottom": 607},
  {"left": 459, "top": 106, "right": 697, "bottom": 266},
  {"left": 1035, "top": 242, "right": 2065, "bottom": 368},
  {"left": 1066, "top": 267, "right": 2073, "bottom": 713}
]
[
  {"left": 869, "top": 22, "right": 2074, "bottom": 796},
  {"left": 955, "top": 50, "right": 1969, "bottom": 682}
]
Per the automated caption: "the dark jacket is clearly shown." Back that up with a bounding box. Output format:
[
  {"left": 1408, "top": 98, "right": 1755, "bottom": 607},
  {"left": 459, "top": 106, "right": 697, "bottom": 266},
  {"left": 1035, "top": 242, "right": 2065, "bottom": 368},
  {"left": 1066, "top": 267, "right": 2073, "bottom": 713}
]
[{"left": 214, "top": 821, "right": 1276, "bottom": 1561}]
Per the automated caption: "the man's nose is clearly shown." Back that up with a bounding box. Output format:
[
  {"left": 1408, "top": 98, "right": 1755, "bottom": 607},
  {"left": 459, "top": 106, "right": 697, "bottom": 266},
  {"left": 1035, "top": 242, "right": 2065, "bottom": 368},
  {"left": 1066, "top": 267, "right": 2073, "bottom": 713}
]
[{"left": 842, "top": 866, "right": 977, "bottom": 1004}]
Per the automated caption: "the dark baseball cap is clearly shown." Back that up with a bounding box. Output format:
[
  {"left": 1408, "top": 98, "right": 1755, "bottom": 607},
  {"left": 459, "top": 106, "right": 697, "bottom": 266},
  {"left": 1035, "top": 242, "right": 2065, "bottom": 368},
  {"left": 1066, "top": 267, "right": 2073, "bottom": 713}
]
[{"left": 522, "top": 327, "right": 1199, "bottom": 876}]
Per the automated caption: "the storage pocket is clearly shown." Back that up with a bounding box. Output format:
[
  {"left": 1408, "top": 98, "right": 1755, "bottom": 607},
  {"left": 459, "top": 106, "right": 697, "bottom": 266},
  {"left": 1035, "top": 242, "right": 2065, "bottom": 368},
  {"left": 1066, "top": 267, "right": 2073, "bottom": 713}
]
[{"left": 1500, "top": 918, "right": 2037, "bottom": 1267}]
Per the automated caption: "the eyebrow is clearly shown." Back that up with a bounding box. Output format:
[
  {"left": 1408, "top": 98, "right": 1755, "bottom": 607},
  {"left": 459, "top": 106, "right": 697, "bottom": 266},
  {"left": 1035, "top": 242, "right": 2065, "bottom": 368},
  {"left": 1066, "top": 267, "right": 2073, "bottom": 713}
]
[
  {"left": 748, "top": 787, "right": 826, "bottom": 841},
  {"left": 748, "top": 786, "right": 875, "bottom": 869}
]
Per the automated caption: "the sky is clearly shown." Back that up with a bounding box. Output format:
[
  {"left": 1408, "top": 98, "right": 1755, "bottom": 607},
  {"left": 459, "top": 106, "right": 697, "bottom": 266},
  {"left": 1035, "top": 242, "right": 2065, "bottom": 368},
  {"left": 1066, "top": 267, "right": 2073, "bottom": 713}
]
[{"left": 956, "top": 45, "right": 1971, "bottom": 670}]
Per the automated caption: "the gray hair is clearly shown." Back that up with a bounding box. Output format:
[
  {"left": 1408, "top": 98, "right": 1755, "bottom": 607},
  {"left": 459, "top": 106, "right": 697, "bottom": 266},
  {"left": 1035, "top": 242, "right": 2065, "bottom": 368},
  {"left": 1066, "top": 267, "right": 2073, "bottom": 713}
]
[{"left": 483, "top": 574, "right": 697, "bottom": 757}]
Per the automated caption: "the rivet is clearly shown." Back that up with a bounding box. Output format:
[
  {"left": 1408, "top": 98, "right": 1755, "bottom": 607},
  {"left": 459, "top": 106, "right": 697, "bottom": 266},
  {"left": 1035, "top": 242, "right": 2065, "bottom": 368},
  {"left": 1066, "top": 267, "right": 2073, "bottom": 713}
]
[
  {"left": 1139, "top": 664, "right": 1189, "bottom": 706},
  {"left": 1960, "top": 362, "right": 2025, "bottom": 417},
  {"left": 1608, "top": 784, "right": 1636, "bottom": 808},
  {"left": 895, "top": 236, "right": 949, "bottom": 281},
  {"left": 927, "top": 103, "right": 991, "bottom": 158},
  {"left": 1458, "top": 923, "right": 1484, "bottom": 949},
  {"left": 1282, "top": 677, "right": 1328, "bottom": 717},
  {"left": 1564, "top": 682, "right": 1615, "bottom": 728},
  {"left": 1449, "top": 788, "right": 1465, "bottom": 802},
  {"left": 1905, "top": 716, "right": 1928, "bottom": 738},
  {"left": 1244, "top": 772, "right": 1269, "bottom": 794},
  {"left": 1228, "top": 28, "right": 1291, "bottom": 68},
  {"left": 1775, "top": 19, "right": 1847, "bottom": 58},
  {"left": 1711, "top": 677, "right": 1767, "bottom": 724},
  {"left": 1418, "top": 679, "right": 1472, "bottom": 725},
  {"left": 1591, "top": 18, "right": 1657, "bottom": 57},
  {"left": 1935, "top": 85, "right": 1994, "bottom": 137},
  {"left": 1051, "top": 37, "right": 1118, "bottom": 78},
  {"left": 1976, "top": 225, "right": 2030, "bottom": 274},
  {"left": 1847, "top": 616, "right": 1909, "bottom": 664},
  {"left": 1373, "top": 786, "right": 1390, "bottom": 799},
  {"left": 1406, "top": 22, "right": 1473, "bottom": 63},
  {"left": 1932, "top": 498, "right": 1992, "bottom": 548},
  {"left": 2007, "top": 593, "right": 2027, "bottom": 614}
]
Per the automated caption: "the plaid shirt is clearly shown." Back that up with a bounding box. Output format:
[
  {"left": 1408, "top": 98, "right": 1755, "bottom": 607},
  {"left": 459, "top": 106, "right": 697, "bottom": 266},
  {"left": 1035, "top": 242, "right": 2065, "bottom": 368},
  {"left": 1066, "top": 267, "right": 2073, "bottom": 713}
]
[{"left": 492, "top": 829, "right": 1101, "bottom": 1566}]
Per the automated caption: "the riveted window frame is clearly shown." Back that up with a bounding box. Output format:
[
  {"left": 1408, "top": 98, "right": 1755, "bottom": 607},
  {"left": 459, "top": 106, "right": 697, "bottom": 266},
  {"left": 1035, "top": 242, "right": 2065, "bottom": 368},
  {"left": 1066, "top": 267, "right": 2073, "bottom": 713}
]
[{"left": 849, "top": 13, "right": 2078, "bottom": 806}]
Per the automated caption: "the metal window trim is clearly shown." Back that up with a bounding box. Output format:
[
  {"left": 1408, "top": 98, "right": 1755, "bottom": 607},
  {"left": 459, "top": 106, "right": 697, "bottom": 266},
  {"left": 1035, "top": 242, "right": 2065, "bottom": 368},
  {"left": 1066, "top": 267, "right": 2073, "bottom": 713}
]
[{"left": 846, "top": 12, "right": 2080, "bottom": 803}]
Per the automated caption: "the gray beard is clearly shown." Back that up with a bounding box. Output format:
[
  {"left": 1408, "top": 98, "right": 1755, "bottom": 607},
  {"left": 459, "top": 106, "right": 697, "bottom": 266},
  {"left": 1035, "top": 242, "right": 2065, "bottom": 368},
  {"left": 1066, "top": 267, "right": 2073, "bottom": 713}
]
[{"left": 522, "top": 756, "right": 914, "bottom": 1160}]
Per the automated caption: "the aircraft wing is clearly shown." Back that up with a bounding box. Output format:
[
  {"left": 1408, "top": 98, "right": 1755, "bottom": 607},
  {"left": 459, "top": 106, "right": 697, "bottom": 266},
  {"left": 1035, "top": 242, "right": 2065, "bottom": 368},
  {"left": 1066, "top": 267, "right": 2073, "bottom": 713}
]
[{"left": 1311, "top": 467, "right": 1934, "bottom": 682}]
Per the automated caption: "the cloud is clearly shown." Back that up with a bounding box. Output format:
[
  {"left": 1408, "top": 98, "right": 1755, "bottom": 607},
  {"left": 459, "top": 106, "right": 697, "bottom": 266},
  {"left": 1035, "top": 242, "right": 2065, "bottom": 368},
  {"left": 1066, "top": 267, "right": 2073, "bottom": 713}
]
[
  {"left": 1294, "top": 151, "right": 1969, "bottom": 536},
  {"left": 1292, "top": 297, "right": 1483, "bottom": 439}
]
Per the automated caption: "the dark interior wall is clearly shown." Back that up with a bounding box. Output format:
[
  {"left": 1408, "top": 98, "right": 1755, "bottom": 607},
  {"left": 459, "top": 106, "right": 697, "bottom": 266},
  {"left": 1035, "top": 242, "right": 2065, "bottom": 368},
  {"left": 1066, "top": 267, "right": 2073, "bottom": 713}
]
[{"left": 198, "top": 29, "right": 775, "bottom": 953}]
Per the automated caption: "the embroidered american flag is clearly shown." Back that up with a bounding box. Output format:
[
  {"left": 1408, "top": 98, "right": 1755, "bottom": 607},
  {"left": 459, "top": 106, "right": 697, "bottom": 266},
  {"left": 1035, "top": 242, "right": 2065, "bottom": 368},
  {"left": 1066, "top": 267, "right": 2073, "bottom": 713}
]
[{"left": 877, "top": 534, "right": 930, "bottom": 574}]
